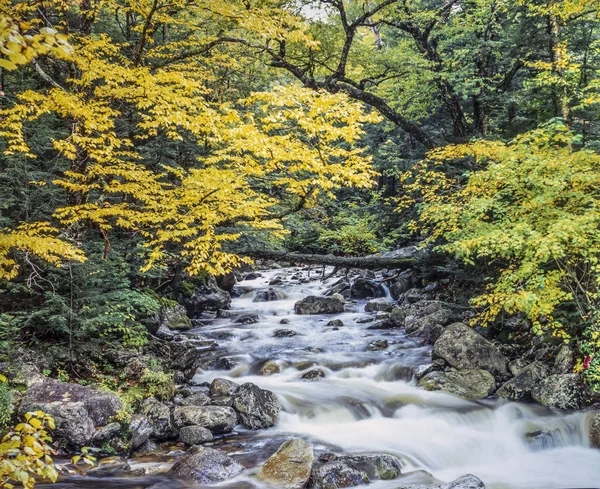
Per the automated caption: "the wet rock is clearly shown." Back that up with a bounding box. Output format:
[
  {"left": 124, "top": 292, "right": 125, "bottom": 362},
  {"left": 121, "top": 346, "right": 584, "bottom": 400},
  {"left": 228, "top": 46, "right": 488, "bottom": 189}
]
[
  {"left": 417, "top": 370, "right": 496, "bottom": 401},
  {"left": 350, "top": 279, "right": 385, "bottom": 300},
  {"left": 531, "top": 373, "right": 585, "bottom": 410},
  {"left": 280, "top": 318, "right": 291, "bottom": 325},
  {"left": 254, "top": 288, "right": 281, "bottom": 302},
  {"left": 172, "top": 406, "right": 237, "bottom": 433},
  {"left": 181, "top": 392, "right": 211, "bottom": 407},
  {"left": 211, "top": 395, "right": 233, "bottom": 407},
  {"left": 496, "top": 361, "right": 549, "bottom": 402},
  {"left": 216, "top": 272, "right": 238, "bottom": 292},
  {"left": 295, "top": 296, "right": 345, "bottom": 315},
  {"left": 87, "top": 456, "right": 130, "bottom": 476},
  {"left": 270, "top": 278, "right": 284, "bottom": 286},
  {"left": 179, "top": 425, "right": 214, "bottom": 445},
  {"left": 405, "top": 309, "right": 452, "bottom": 338},
  {"left": 432, "top": 323, "right": 508, "bottom": 377},
  {"left": 244, "top": 272, "right": 262, "bottom": 280},
  {"left": 19, "top": 378, "right": 122, "bottom": 447},
  {"left": 203, "top": 356, "right": 237, "bottom": 371},
  {"left": 180, "top": 279, "right": 231, "bottom": 318},
  {"left": 134, "top": 439, "right": 158, "bottom": 456},
  {"left": 257, "top": 438, "right": 314, "bottom": 489},
  {"left": 327, "top": 319, "right": 344, "bottom": 327},
  {"left": 553, "top": 344, "right": 575, "bottom": 374},
  {"left": 274, "top": 329, "right": 300, "bottom": 338},
  {"left": 310, "top": 461, "right": 369, "bottom": 489},
  {"left": 390, "top": 271, "right": 414, "bottom": 300},
  {"left": 139, "top": 397, "right": 173, "bottom": 440},
  {"left": 589, "top": 412, "right": 600, "bottom": 448},
  {"left": 91, "top": 422, "right": 121, "bottom": 444},
  {"left": 399, "top": 474, "right": 485, "bottom": 489},
  {"left": 235, "top": 314, "right": 259, "bottom": 324},
  {"left": 129, "top": 414, "right": 153, "bottom": 451},
  {"left": 325, "top": 279, "right": 351, "bottom": 297},
  {"left": 367, "top": 339, "right": 389, "bottom": 351},
  {"left": 259, "top": 360, "right": 282, "bottom": 376},
  {"left": 232, "top": 382, "right": 281, "bottom": 429},
  {"left": 356, "top": 317, "right": 375, "bottom": 324},
  {"left": 168, "top": 445, "right": 244, "bottom": 484},
  {"left": 320, "top": 453, "right": 402, "bottom": 481},
  {"left": 413, "top": 363, "right": 437, "bottom": 380},
  {"left": 301, "top": 368, "right": 326, "bottom": 381},
  {"left": 210, "top": 378, "right": 239, "bottom": 397},
  {"left": 365, "top": 298, "right": 394, "bottom": 313},
  {"left": 160, "top": 305, "right": 192, "bottom": 331}
]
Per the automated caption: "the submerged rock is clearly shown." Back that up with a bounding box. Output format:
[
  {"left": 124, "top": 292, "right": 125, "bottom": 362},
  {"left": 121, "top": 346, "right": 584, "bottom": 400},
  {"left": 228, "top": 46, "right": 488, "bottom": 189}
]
[
  {"left": 300, "top": 368, "right": 326, "bottom": 381},
  {"left": 257, "top": 438, "right": 314, "bottom": 489},
  {"left": 531, "top": 373, "right": 585, "bottom": 410},
  {"left": 399, "top": 474, "right": 485, "bottom": 489},
  {"left": 432, "top": 323, "right": 508, "bottom": 377},
  {"left": 259, "top": 360, "right": 282, "bottom": 376},
  {"left": 172, "top": 405, "right": 237, "bottom": 433},
  {"left": 254, "top": 288, "right": 281, "bottom": 302},
  {"left": 294, "top": 296, "right": 345, "bottom": 315},
  {"left": 367, "top": 339, "right": 389, "bottom": 351},
  {"left": 327, "top": 319, "right": 345, "bottom": 327},
  {"left": 417, "top": 370, "right": 496, "bottom": 401},
  {"left": 496, "top": 361, "right": 549, "bottom": 401},
  {"left": 232, "top": 382, "right": 281, "bottom": 429},
  {"left": 274, "top": 329, "right": 300, "bottom": 338},
  {"left": 168, "top": 445, "right": 244, "bottom": 483}
]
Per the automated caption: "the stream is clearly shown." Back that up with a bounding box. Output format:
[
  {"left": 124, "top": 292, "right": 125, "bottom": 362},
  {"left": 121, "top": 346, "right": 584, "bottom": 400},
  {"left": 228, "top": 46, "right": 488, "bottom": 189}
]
[{"left": 45, "top": 266, "right": 600, "bottom": 489}]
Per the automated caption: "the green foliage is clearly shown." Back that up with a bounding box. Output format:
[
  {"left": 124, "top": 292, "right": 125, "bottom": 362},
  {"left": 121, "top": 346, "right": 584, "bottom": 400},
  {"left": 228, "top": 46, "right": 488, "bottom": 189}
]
[
  {"left": 317, "top": 214, "right": 382, "bottom": 256},
  {"left": 0, "top": 379, "right": 13, "bottom": 428},
  {"left": 139, "top": 369, "right": 175, "bottom": 401}
]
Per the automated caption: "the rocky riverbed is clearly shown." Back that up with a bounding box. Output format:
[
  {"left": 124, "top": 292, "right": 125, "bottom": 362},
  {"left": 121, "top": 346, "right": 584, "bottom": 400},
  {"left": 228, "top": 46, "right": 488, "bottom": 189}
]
[{"left": 8, "top": 265, "right": 600, "bottom": 489}]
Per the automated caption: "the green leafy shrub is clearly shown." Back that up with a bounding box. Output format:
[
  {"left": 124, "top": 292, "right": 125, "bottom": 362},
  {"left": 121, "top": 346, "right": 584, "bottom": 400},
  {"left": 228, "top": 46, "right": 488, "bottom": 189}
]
[{"left": 139, "top": 369, "right": 175, "bottom": 401}]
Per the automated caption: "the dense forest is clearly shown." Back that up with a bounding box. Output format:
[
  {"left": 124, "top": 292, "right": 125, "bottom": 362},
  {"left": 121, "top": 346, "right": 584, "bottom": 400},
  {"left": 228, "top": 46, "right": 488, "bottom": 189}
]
[{"left": 2, "top": 0, "right": 600, "bottom": 488}]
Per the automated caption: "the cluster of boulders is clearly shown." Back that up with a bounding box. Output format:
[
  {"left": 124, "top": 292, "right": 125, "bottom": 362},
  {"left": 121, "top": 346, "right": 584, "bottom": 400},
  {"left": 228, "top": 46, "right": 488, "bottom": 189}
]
[
  {"left": 167, "top": 436, "right": 485, "bottom": 488},
  {"left": 10, "top": 370, "right": 280, "bottom": 458}
]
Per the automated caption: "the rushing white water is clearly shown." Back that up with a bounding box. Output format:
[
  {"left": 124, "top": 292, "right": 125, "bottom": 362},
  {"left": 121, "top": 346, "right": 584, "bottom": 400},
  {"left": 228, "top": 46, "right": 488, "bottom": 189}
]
[{"left": 191, "top": 267, "right": 600, "bottom": 489}]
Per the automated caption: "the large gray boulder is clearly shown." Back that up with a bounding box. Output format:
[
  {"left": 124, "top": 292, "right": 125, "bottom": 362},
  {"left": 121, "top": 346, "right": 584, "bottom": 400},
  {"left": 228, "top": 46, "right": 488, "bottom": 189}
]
[
  {"left": 553, "top": 344, "right": 575, "bottom": 374},
  {"left": 172, "top": 405, "right": 237, "bottom": 433},
  {"left": 180, "top": 279, "right": 231, "bottom": 318},
  {"left": 159, "top": 305, "right": 192, "bottom": 331},
  {"left": 319, "top": 453, "right": 402, "bottom": 481},
  {"left": 232, "top": 383, "right": 281, "bottom": 429},
  {"left": 400, "top": 474, "right": 485, "bottom": 489},
  {"left": 432, "top": 323, "right": 508, "bottom": 377},
  {"left": 210, "top": 378, "right": 239, "bottom": 397},
  {"left": 139, "top": 397, "right": 174, "bottom": 440},
  {"left": 531, "top": 374, "right": 585, "bottom": 410},
  {"left": 167, "top": 446, "right": 244, "bottom": 484},
  {"left": 417, "top": 370, "right": 496, "bottom": 401},
  {"left": 19, "top": 378, "right": 122, "bottom": 447},
  {"left": 496, "top": 361, "right": 549, "bottom": 401},
  {"left": 350, "top": 279, "right": 385, "bottom": 299},
  {"left": 129, "top": 414, "right": 153, "bottom": 451},
  {"left": 405, "top": 309, "right": 452, "bottom": 338},
  {"left": 257, "top": 439, "right": 314, "bottom": 489},
  {"left": 179, "top": 425, "right": 214, "bottom": 445},
  {"left": 294, "top": 296, "right": 344, "bottom": 315},
  {"left": 365, "top": 298, "right": 394, "bottom": 313}
]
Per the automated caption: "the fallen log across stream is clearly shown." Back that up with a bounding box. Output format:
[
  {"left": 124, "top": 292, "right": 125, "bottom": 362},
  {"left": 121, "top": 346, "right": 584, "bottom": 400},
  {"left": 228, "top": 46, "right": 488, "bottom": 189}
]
[{"left": 241, "top": 249, "right": 417, "bottom": 270}]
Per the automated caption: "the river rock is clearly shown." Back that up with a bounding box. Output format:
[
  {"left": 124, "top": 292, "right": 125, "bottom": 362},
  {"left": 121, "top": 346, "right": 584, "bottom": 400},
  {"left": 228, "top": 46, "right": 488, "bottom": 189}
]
[
  {"left": 301, "top": 368, "right": 326, "bottom": 381},
  {"left": 129, "top": 414, "right": 153, "bottom": 451},
  {"left": 350, "top": 279, "right": 385, "bottom": 299},
  {"left": 181, "top": 392, "right": 211, "bottom": 407},
  {"left": 160, "top": 305, "right": 192, "bottom": 331},
  {"left": 553, "top": 344, "right": 575, "bottom": 374},
  {"left": 179, "top": 425, "right": 214, "bottom": 445},
  {"left": 139, "top": 397, "right": 174, "bottom": 440},
  {"left": 400, "top": 474, "right": 485, "bottom": 489},
  {"left": 294, "top": 296, "right": 345, "bottom": 315},
  {"left": 154, "top": 325, "right": 176, "bottom": 340},
  {"left": 310, "top": 461, "right": 370, "bottom": 489},
  {"left": 327, "top": 319, "right": 345, "bottom": 327},
  {"left": 274, "top": 329, "right": 300, "bottom": 338},
  {"left": 210, "top": 378, "right": 239, "bottom": 397},
  {"left": 232, "top": 382, "right": 281, "bottom": 429},
  {"left": 259, "top": 360, "right": 282, "bottom": 376},
  {"left": 531, "top": 373, "right": 585, "bottom": 410},
  {"left": 365, "top": 298, "right": 394, "bottom": 313},
  {"left": 257, "top": 438, "right": 314, "bottom": 489},
  {"left": 320, "top": 453, "right": 402, "bottom": 480},
  {"left": 168, "top": 445, "right": 244, "bottom": 483},
  {"left": 91, "top": 422, "right": 121, "bottom": 444},
  {"left": 405, "top": 309, "right": 452, "bottom": 338},
  {"left": 390, "top": 271, "right": 414, "bottom": 300},
  {"left": 589, "top": 412, "right": 600, "bottom": 448},
  {"left": 417, "top": 370, "right": 496, "bottom": 401},
  {"left": 235, "top": 314, "right": 259, "bottom": 324},
  {"left": 245, "top": 272, "right": 262, "bottom": 280},
  {"left": 367, "top": 339, "right": 389, "bottom": 351},
  {"left": 180, "top": 279, "right": 231, "bottom": 318},
  {"left": 432, "top": 323, "right": 508, "bottom": 377},
  {"left": 254, "top": 288, "right": 281, "bottom": 302},
  {"left": 87, "top": 456, "right": 131, "bottom": 476},
  {"left": 496, "top": 361, "right": 549, "bottom": 401},
  {"left": 508, "top": 358, "right": 530, "bottom": 377},
  {"left": 172, "top": 405, "right": 237, "bottom": 433},
  {"left": 19, "top": 378, "right": 122, "bottom": 447}
]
